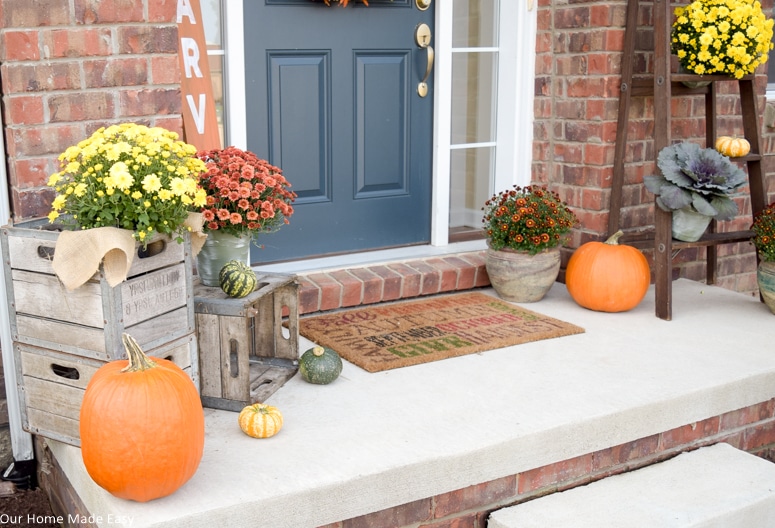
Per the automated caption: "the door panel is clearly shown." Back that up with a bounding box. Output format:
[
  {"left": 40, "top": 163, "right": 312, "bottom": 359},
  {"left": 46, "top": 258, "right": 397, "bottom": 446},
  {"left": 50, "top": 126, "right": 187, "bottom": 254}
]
[{"left": 244, "top": 0, "right": 433, "bottom": 263}]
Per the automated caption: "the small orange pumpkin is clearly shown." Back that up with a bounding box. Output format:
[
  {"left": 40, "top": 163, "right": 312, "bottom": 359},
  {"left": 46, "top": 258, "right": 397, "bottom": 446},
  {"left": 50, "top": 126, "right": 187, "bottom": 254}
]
[
  {"left": 238, "top": 403, "right": 284, "bottom": 438},
  {"left": 715, "top": 136, "right": 751, "bottom": 158},
  {"left": 566, "top": 230, "right": 651, "bottom": 313},
  {"left": 79, "top": 334, "right": 204, "bottom": 502}
]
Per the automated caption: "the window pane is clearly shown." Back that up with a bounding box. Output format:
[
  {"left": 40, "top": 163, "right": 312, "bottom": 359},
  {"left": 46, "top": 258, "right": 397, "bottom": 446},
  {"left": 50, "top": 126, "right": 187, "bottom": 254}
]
[
  {"left": 449, "top": 147, "right": 493, "bottom": 229},
  {"left": 450, "top": 52, "right": 497, "bottom": 144},
  {"left": 452, "top": 0, "right": 498, "bottom": 48},
  {"left": 207, "top": 54, "right": 225, "bottom": 146},
  {"left": 201, "top": 0, "right": 222, "bottom": 47}
]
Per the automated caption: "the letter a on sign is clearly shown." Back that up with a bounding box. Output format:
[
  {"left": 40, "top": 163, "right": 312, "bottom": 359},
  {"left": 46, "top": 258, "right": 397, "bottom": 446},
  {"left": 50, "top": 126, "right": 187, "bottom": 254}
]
[{"left": 176, "top": 0, "right": 221, "bottom": 150}]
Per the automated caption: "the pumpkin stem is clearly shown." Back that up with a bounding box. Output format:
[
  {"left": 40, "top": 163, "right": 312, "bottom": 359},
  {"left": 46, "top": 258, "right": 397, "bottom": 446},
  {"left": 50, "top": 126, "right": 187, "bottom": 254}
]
[
  {"left": 604, "top": 230, "right": 625, "bottom": 245},
  {"left": 312, "top": 346, "right": 325, "bottom": 357},
  {"left": 121, "top": 333, "right": 158, "bottom": 373}
]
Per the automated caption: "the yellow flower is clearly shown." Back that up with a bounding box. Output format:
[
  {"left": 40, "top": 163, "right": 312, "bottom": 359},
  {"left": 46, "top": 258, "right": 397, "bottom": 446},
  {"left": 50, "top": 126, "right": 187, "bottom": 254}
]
[
  {"left": 51, "top": 195, "right": 66, "bottom": 211},
  {"left": 142, "top": 173, "right": 162, "bottom": 193},
  {"left": 47, "top": 210, "right": 59, "bottom": 222},
  {"left": 108, "top": 162, "right": 133, "bottom": 190},
  {"left": 131, "top": 190, "right": 143, "bottom": 200}
]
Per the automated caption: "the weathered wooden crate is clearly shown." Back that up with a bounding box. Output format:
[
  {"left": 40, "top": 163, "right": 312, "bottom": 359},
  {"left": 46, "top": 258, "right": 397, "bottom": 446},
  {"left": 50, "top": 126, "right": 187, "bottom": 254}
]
[
  {"left": 15, "top": 334, "right": 198, "bottom": 447},
  {"left": 194, "top": 273, "right": 299, "bottom": 411},
  {"left": 0, "top": 221, "right": 196, "bottom": 360}
]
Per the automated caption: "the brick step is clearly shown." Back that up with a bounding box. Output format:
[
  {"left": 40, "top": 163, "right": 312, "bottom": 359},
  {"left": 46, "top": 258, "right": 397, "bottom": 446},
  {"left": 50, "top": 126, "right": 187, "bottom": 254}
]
[
  {"left": 488, "top": 443, "right": 775, "bottom": 528},
  {"left": 296, "top": 250, "right": 490, "bottom": 315}
]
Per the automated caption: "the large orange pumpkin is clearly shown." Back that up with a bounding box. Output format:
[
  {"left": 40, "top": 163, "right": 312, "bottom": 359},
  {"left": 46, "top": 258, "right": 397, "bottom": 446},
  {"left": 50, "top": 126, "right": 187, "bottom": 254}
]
[
  {"left": 566, "top": 230, "right": 651, "bottom": 312},
  {"left": 79, "top": 334, "right": 204, "bottom": 502}
]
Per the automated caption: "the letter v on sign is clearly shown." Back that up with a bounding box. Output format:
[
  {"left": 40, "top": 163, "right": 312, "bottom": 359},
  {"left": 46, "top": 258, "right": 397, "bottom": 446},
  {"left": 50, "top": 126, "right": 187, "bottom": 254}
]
[{"left": 176, "top": 0, "right": 221, "bottom": 150}]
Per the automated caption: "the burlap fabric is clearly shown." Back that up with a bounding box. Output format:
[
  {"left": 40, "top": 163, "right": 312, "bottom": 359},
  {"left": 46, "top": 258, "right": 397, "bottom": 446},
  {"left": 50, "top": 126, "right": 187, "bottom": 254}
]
[{"left": 51, "top": 213, "right": 206, "bottom": 290}]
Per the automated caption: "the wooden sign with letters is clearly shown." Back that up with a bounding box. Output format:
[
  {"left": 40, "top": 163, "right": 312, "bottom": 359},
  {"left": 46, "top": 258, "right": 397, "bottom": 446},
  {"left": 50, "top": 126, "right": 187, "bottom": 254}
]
[{"left": 176, "top": 0, "right": 221, "bottom": 150}]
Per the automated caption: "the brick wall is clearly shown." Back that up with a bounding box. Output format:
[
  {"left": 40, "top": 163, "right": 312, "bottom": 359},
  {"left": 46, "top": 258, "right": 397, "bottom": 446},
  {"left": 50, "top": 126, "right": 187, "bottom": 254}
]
[
  {"left": 0, "top": 0, "right": 182, "bottom": 466},
  {"left": 317, "top": 399, "right": 775, "bottom": 528},
  {"left": 533, "top": 0, "right": 775, "bottom": 297},
  {"left": 0, "top": 0, "right": 182, "bottom": 223}
]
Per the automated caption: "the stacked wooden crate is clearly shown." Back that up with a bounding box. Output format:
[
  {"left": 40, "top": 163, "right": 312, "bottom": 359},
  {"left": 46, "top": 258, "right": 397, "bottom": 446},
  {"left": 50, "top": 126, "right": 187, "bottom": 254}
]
[
  {"left": 194, "top": 273, "right": 299, "bottom": 412},
  {"left": 0, "top": 222, "right": 198, "bottom": 447}
]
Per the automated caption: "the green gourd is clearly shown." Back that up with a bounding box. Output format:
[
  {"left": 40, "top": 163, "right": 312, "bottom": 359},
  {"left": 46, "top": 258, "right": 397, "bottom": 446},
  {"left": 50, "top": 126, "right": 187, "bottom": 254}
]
[
  {"left": 218, "top": 260, "right": 257, "bottom": 298},
  {"left": 299, "top": 346, "right": 342, "bottom": 385}
]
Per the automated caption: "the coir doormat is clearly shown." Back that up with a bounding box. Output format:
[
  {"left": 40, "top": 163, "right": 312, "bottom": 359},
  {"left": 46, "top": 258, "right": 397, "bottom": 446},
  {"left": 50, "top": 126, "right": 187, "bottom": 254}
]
[{"left": 298, "top": 292, "right": 585, "bottom": 372}]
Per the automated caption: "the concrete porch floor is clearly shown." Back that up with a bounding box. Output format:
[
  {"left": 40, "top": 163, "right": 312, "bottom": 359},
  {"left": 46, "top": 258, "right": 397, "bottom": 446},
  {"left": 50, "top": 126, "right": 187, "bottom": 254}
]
[{"left": 40, "top": 278, "right": 775, "bottom": 528}]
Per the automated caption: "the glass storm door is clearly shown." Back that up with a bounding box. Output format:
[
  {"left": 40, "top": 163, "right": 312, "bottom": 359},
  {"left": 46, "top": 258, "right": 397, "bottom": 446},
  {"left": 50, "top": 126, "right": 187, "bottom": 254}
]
[{"left": 243, "top": 0, "right": 435, "bottom": 263}]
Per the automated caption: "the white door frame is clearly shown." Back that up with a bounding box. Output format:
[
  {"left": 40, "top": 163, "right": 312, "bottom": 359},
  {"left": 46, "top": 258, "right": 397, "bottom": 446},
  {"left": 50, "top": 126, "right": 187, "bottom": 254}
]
[{"left": 223, "top": 0, "right": 537, "bottom": 270}]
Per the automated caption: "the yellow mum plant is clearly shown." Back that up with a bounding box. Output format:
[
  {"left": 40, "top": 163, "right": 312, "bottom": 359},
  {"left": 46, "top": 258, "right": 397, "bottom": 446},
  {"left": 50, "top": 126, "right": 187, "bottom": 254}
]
[
  {"left": 47, "top": 123, "right": 208, "bottom": 244},
  {"left": 671, "top": 0, "right": 774, "bottom": 79}
]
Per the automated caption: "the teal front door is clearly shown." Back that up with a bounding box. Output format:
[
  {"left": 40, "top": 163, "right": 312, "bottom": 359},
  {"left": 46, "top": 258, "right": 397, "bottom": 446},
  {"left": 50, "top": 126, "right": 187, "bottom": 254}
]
[{"left": 243, "top": 0, "right": 434, "bottom": 263}]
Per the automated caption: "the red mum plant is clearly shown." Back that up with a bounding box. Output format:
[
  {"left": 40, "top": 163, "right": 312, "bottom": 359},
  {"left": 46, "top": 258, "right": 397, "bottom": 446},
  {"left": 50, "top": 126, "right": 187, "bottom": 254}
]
[
  {"left": 195, "top": 147, "right": 296, "bottom": 239},
  {"left": 482, "top": 185, "right": 578, "bottom": 255}
]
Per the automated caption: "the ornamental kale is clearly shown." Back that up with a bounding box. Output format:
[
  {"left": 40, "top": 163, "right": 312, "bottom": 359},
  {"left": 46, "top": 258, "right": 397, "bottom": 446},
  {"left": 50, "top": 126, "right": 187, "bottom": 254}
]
[{"left": 644, "top": 142, "right": 747, "bottom": 221}]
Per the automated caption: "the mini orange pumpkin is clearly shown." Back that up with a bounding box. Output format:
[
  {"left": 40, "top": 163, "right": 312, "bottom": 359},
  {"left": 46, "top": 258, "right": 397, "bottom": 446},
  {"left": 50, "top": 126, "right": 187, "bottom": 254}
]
[
  {"left": 79, "top": 334, "right": 204, "bottom": 502},
  {"left": 715, "top": 136, "right": 751, "bottom": 158},
  {"left": 238, "top": 403, "right": 284, "bottom": 438},
  {"left": 566, "top": 230, "right": 651, "bottom": 312}
]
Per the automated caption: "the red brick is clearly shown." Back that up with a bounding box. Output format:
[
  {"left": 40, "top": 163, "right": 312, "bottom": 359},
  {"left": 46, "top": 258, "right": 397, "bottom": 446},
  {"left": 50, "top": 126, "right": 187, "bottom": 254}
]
[
  {"left": 10, "top": 157, "right": 55, "bottom": 188},
  {"left": 13, "top": 187, "right": 55, "bottom": 221},
  {"left": 48, "top": 92, "right": 115, "bottom": 122},
  {"left": 591, "top": 435, "right": 664, "bottom": 473},
  {"left": 306, "top": 273, "right": 342, "bottom": 312},
  {"left": 554, "top": 7, "right": 590, "bottom": 29},
  {"left": 119, "top": 88, "right": 181, "bottom": 117},
  {"left": 83, "top": 58, "right": 149, "bottom": 88},
  {"left": 8, "top": 124, "right": 85, "bottom": 158},
  {"left": 342, "top": 497, "right": 432, "bottom": 528},
  {"left": 369, "top": 265, "right": 403, "bottom": 302},
  {"left": 660, "top": 418, "right": 720, "bottom": 450},
  {"left": 741, "top": 420, "right": 775, "bottom": 452},
  {"left": 406, "top": 260, "right": 440, "bottom": 295},
  {"left": 1, "top": 31, "right": 39, "bottom": 61},
  {"left": 74, "top": 0, "right": 144, "bottom": 24},
  {"left": 5, "top": 96, "right": 45, "bottom": 126},
  {"left": 349, "top": 268, "right": 383, "bottom": 305},
  {"left": 330, "top": 270, "right": 362, "bottom": 308},
  {"left": 426, "top": 258, "right": 459, "bottom": 292},
  {"left": 151, "top": 55, "right": 181, "bottom": 84},
  {"left": 1, "top": 62, "right": 81, "bottom": 93},
  {"left": 421, "top": 512, "right": 487, "bottom": 528},
  {"left": 151, "top": 116, "right": 184, "bottom": 136},
  {"left": 117, "top": 25, "right": 178, "bottom": 54},
  {"left": 1, "top": 0, "right": 69, "bottom": 27},
  {"left": 433, "top": 476, "right": 516, "bottom": 519},
  {"left": 443, "top": 256, "right": 476, "bottom": 290},
  {"left": 518, "top": 453, "right": 593, "bottom": 494},
  {"left": 388, "top": 263, "right": 422, "bottom": 298},
  {"left": 297, "top": 278, "right": 320, "bottom": 314},
  {"left": 719, "top": 400, "right": 775, "bottom": 431},
  {"left": 148, "top": 0, "right": 178, "bottom": 23},
  {"left": 42, "top": 28, "right": 112, "bottom": 58}
]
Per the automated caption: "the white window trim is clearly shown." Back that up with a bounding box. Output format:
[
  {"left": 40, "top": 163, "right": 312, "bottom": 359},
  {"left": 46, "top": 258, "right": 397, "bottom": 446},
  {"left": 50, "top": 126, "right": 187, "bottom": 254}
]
[{"left": 223, "top": 0, "right": 537, "bottom": 265}]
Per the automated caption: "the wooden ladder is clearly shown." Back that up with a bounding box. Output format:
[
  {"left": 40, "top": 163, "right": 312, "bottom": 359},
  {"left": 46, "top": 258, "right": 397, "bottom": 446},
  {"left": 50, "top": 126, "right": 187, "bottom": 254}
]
[{"left": 609, "top": 0, "right": 768, "bottom": 320}]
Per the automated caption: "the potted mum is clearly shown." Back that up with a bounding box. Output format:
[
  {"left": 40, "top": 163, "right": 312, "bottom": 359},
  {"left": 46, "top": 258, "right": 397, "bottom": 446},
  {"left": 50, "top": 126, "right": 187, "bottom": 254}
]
[
  {"left": 671, "top": 0, "right": 774, "bottom": 80},
  {"left": 482, "top": 185, "right": 578, "bottom": 302},
  {"left": 751, "top": 203, "right": 775, "bottom": 314},
  {"left": 46, "top": 123, "right": 208, "bottom": 289},
  {"left": 194, "top": 146, "right": 296, "bottom": 286},
  {"left": 644, "top": 142, "right": 747, "bottom": 242}
]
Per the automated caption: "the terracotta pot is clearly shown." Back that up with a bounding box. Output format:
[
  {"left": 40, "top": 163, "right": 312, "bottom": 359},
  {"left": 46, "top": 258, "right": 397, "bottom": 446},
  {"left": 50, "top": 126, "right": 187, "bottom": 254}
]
[
  {"left": 672, "top": 208, "right": 712, "bottom": 242},
  {"left": 485, "top": 246, "right": 561, "bottom": 303},
  {"left": 196, "top": 230, "right": 252, "bottom": 287},
  {"left": 757, "top": 260, "right": 775, "bottom": 315}
]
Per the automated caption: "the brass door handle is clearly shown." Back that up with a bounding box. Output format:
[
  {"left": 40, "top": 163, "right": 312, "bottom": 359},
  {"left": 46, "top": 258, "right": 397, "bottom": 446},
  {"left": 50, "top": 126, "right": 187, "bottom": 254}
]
[{"left": 418, "top": 45, "right": 434, "bottom": 97}]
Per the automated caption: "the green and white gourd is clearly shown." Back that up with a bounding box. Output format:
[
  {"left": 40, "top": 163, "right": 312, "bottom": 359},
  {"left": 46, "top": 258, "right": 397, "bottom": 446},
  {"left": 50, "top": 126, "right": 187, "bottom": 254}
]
[
  {"left": 299, "top": 346, "right": 343, "bottom": 385},
  {"left": 218, "top": 260, "right": 257, "bottom": 298}
]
